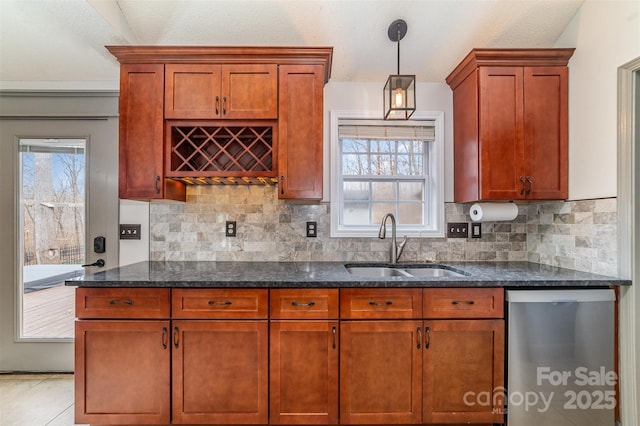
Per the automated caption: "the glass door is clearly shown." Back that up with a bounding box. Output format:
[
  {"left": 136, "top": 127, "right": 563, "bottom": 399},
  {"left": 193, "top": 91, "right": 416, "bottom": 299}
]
[{"left": 19, "top": 138, "right": 86, "bottom": 339}]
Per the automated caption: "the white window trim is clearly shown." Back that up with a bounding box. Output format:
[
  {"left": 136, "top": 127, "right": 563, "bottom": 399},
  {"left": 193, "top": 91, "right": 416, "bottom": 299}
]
[{"left": 330, "top": 110, "right": 445, "bottom": 238}]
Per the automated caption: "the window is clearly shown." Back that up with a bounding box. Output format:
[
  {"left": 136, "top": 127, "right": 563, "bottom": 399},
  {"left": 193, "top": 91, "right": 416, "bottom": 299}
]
[{"left": 330, "top": 111, "right": 444, "bottom": 237}]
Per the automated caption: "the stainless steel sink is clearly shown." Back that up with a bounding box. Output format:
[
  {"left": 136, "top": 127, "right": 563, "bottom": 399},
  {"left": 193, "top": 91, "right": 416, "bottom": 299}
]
[
  {"left": 344, "top": 264, "right": 468, "bottom": 278},
  {"left": 344, "top": 266, "right": 412, "bottom": 278}
]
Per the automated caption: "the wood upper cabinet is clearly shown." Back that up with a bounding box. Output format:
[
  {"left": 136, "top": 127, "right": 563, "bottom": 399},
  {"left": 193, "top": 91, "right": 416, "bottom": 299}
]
[
  {"left": 278, "top": 65, "right": 324, "bottom": 199},
  {"left": 446, "top": 49, "right": 573, "bottom": 202},
  {"left": 118, "top": 64, "right": 186, "bottom": 201},
  {"left": 165, "top": 64, "right": 278, "bottom": 119},
  {"left": 422, "top": 320, "right": 505, "bottom": 424},
  {"left": 172, "top": 320, "right": 269, "bottom": 424}
]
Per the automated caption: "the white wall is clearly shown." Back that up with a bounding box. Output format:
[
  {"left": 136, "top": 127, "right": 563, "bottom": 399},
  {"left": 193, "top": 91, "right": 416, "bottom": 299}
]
[
  {"left": 554, "top": 0, "right": 640, "bottom": 200},
  {"left": 119, "top": 200, "right": 150, "bottom": 265},
  {"left": 322, "top": 81, "right": 454, "bottom": 202}
]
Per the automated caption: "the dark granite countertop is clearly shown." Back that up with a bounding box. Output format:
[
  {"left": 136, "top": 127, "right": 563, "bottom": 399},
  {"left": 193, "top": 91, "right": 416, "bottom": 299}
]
[{"left": 66, "top": 261, "right": 631, "bottom": 288}]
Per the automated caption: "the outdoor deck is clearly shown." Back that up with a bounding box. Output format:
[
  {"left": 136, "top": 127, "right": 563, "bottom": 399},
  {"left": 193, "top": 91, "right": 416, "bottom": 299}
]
[{"left": 23, "top": 284, "right": 75, "bottom": 338}]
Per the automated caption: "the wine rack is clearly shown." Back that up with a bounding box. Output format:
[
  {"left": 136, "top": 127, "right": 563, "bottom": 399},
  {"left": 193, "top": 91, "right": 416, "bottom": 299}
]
[{"left": 166, "top": 122, "right": 277, "bottom": 178}]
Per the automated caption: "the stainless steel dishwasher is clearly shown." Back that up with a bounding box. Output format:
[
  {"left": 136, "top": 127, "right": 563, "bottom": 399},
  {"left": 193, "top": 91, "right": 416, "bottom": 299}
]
[{"left": 506, "top": 289, "right": 616, "bottom": 426}]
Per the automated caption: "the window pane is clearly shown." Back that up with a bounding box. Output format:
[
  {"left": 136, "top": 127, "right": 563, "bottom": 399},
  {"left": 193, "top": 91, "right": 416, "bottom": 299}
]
[
  {"left": 343, "top": 139, "right": 368, "bottom": 153},
  {"left": 371, "top": 154, "right": 393, "bottom": 175},
  {"left": 343, "top": 203, "right": 370, "bottom": 225},
  {"left": 372, "top": 203, "right": 396, "bottom": 224},
  {"left": 372, "top": 182, "right": 396, "bottom": 201},
  {"left": 344, "top": 181, "right": 370, "bottom": 201},
  {"left": 343, "top": 154, "right": 369, "bottom": 175},
  {"left": 371, "top": 140, "right": 393, "bottom": 153},
  {"left": 398, "top": 203, "right": 424, "bottom": 225},
  {"left": 399, "top": 181, "right": 423, "bottom": 201}
]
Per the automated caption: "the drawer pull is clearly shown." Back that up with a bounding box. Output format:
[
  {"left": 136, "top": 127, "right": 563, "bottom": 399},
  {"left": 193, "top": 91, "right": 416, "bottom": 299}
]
[
  {"left": 162, "top": 327, "right": 168, "bottom": 349},
  {"left": 109, "top": 299, "right": 134, "bottom": 306},
  {"left": 332, "top": 326, "right": 337, "bottom": 349},
  {"left": 451, "top": 300, "right": 475, "bottom": 305},
  {"left": 369, "top": 300, "right": 393, "bottom": 306},
  {"left": 291, "top": 301, "right": 316, "bottom": 307},
  {"left": 208, "top": 300, "right": 232, "bottom": 306}
]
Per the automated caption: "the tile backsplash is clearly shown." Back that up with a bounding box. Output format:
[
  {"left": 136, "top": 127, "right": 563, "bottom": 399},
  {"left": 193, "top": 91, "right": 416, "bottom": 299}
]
[{"left": 149, "top": 185, "right": 618, "bottom": 276}]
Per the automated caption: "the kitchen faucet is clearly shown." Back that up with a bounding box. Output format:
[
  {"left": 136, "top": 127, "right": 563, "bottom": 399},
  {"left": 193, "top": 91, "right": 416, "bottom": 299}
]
[{"left": 378, "top": 213, "right": 407, "bottom": 264}]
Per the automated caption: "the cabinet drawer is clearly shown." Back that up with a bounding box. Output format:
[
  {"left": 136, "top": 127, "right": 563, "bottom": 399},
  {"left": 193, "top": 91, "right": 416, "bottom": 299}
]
[
  {"left": 76, "top": 288, "right": 171, "bottom": 319},
  {"left": 172, "top": 289, "right": 268, "bottom": 319},
  {"left": 423, "top": 288, "right": 504, "bottom": 318},
  {"left": 340, "top": 288, "right": 422, "bottom": 319},
  {"left": 270, "top": 289, "right": 339, "bottom": 319}
]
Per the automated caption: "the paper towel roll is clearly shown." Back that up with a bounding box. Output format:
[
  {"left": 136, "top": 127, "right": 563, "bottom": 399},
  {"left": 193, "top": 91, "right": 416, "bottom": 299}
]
[{"left": 469, "top": 203, "right": 518, "bottom": 222}]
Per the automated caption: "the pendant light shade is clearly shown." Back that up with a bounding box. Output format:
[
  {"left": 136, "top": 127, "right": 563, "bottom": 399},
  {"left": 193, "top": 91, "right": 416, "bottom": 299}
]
[{"left": 384, "top": 19, "right": 415, "bottom": 120}]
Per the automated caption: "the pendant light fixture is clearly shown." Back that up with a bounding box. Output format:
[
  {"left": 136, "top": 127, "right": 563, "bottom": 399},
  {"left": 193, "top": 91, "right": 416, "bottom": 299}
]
[{"left": 383, "top": 19, "right": 416, "bottom": 120}]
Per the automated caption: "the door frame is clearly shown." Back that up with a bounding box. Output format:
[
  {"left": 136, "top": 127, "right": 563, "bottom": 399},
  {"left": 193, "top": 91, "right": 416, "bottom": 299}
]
[
  {"left": 617, "top": 56, "right": 640, "bottom": 425},
  {"left": 0, "top": 90, "right": 119, "bottom": 372}
]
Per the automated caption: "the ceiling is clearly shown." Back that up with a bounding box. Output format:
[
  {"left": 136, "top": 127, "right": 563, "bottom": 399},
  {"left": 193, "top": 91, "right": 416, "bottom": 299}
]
[{"left": 0, "top": 0, "right": 584, "bottom": 88}]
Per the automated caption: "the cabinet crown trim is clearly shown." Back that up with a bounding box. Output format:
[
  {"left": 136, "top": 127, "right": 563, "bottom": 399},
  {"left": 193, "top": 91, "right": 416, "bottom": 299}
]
[
  {"left": 446, "top": 48, "right": 575, "bottom": 90},
  {"left": 106, "top": 45, "right": 334, "bottom": 84}
]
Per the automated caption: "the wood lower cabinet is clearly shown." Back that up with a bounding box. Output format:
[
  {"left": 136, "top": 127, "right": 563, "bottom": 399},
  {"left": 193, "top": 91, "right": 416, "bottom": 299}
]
[
  {"left": 118, "top": 63, "right": 186, "bottom": 201},
  {"left": 423, "top": 319, "right": 505, "bottom": 424},
  {"left": 270, "top": 289, "right": 339, "bottom": 424},
  {"left": 340, "top": 320, "right": 423, "bottom": 425},
  {"left": 172, "top": 320, "right": 269, "bottom": 424},
  {"left": 446, "top": 48, "right": 573, "bottom": 202}
]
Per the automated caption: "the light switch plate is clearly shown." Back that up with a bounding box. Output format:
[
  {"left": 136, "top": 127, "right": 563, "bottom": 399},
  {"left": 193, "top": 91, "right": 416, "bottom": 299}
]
[
  {"left": 447, "top": 222, "right": 468, "bottom": 238},
  {"left": 120, "top": 224, "right": 141, "bottom": 240}
]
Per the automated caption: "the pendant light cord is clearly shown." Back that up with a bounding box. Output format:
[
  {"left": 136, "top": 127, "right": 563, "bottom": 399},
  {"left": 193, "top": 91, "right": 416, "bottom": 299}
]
[{"left": 396, "top": 25, "right": 401, "bottom": 75}]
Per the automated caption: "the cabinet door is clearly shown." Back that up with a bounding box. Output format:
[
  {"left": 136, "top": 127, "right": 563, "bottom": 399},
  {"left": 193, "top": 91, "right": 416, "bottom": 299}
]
[
  {"left": 478, "top": 66, "right": 525, "bottom": 200},
  {"left": 423, "top": 319, "right": 505, "bottom": 424},
  {"left": 270, "top": 321, "right": 339, "bottom": 424},
  {"left": 340, "top": 320, "right": 423, "bottom": 424},
  {"left": 278, "top": 65, "right": 324, "bottom": 199},
  {"left": 75, "top": 320, "right": 171, "bottom": 425},
  {"left": 119, "top": 64, "right": 185, "bottom": 200},
  {"left": 222, "top": 64, "right": 278, "bottom": 119},
  {"left": 524, "top": 66, "right": 569, "bottom": 200},
  {"left": 172, "top": 320, "right": 268, "bottom": 424},
  {"left": 165, "top": 64, "right": 221, "bottom": 119}
]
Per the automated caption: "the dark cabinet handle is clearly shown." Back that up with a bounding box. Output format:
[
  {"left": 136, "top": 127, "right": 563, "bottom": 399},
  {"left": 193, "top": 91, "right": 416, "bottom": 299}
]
[
  {"left": 173, "top": 326, "right": 179, "bottom": 349},
  {"left": 451, "top": 300, "right": 475, "bottom": 305},
  {"left": 215, "top": 96, "right": 219, "bottom": 115},
  {"left": 417, "top": 327, "right": 422, "bottom": 349},
  {"left": 108, "top": 298, "right": 133, "bottom": 306},
  {"left": 162, "top": 327, "right": 168, "bottom": 349},
  {"left": 425, "top": 326, "right": 431, "bottom": 349},
  {"left": 222, "top": 96, "right": 227, "bottom": 115},
  {"left": 519, "top": 176, "right": 526, "bottom": 196},
  {"left": 291, "top": 301, "right": 316, "bottom": 307},
  {"left": 526, "top": 176, "right": 533, "bottom": 195},
  {"left": 332, "top": 326, "right": 337, "bottom": 349},
  {"left": 208, "top": 300, "right": 232, "bottom": 306},
  {"left": 369, "top": 301, "right": 393, "bottom": 306},
  {"left": 280, "top": 176, "right": 284, "bottom": 195},
  {"left": 155, "top": 175, "right": 161, "bottom": 194}
]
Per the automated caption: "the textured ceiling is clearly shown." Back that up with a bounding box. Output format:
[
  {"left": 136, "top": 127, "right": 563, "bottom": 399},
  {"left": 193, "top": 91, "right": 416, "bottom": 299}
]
[{"left": 0, "top": 0, "right": 584, "bottom": 88}]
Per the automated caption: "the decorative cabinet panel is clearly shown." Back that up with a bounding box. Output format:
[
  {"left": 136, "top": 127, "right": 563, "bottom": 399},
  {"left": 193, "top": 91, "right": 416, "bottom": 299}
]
[
  {"left": 165, "top": 64, "right": 278, "bottom": 120},
  {"left": 117, "top": 64, "right": 186, "bottom": 201},
  {"left": 446, "top": 48, "right": 573, "bottom": 202}
]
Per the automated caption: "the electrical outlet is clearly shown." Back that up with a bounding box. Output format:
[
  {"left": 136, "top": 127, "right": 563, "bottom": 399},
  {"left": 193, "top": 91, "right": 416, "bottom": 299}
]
[
  {"left": 225, "top": 221, "right": 237, "bottom": 237},
  {"left": 306, "top": 221, "right": 317, "bottom": 238},
  {"left": 447, "top": 222, "right": 468, "bottom": 238},
  {"left": 120, "top": 224, "right": 141, "bottom": 240},
  {"left": 471, "top": 223, "right": 482, "bottom": 238}
]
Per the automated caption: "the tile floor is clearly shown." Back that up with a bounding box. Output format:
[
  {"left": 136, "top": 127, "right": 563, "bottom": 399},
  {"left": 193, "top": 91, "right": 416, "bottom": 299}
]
[{"left": 0, "top": 374, "right": 86, "bottom": 426}]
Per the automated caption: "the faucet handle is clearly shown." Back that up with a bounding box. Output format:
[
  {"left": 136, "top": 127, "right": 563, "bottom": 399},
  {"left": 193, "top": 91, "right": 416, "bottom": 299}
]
[{"left": 396, "top": 235, "right": 408, "bottom": 262}]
